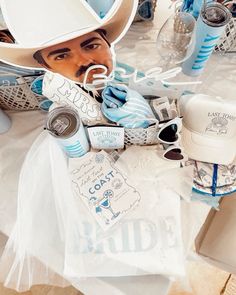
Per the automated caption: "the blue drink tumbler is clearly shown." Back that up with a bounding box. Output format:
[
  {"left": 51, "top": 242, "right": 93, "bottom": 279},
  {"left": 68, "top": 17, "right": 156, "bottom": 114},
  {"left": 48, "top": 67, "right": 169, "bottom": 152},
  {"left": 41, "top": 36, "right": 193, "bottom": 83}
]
[
  {"left": 46, "top": 107, "right": 89, "bottom": 158},
  {"left": 182, "top": 3, "right": 231, "bottom": 77}
]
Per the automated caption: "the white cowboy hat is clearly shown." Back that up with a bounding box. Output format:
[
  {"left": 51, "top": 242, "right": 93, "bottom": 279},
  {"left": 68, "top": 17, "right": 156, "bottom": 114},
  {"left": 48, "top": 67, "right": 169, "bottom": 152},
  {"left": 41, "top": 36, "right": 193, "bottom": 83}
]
[
  {"left": 0, "top": 0, "right": 138, "bottom": 69},
  {"left": 0, "top": 9, "right": 7, "bottom": 30}
]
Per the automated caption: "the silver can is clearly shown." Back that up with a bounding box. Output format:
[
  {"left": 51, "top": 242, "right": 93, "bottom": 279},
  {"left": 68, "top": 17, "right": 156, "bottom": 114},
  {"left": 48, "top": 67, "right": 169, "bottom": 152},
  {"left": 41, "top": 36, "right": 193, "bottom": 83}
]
[{"left": 46, "top": 106, "right": 89, "bottom": 158}]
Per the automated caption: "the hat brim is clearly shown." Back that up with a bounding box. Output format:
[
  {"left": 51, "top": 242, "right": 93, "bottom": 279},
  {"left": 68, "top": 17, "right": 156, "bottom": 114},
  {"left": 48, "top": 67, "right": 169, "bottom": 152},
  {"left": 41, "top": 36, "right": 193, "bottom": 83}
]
[
  {"left": 182, "top": 125, "right": 236, "bottom": 165},
  {"left": 0, "top": 0, "right": 137, "bottom": 69}
]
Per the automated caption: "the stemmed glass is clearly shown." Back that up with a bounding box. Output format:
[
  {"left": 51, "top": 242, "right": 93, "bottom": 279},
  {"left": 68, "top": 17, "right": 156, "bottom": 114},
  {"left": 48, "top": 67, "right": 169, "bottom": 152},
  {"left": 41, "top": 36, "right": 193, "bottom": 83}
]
[{"left": 156, "top": 11, "right": 196, "bottom": 69}]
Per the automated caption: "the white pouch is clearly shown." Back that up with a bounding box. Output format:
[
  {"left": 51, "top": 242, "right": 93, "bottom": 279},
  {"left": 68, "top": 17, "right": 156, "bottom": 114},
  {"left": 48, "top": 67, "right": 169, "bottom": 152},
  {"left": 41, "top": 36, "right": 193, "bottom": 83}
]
[
  {"left": 64, "top": 150, "right": 186, "bottom": 278},
  {"left": 0, "top": 132, "right": 186, "bottom": 292},
  {"left": 64, "top": 184, "right": 186, "bottom": 279}
]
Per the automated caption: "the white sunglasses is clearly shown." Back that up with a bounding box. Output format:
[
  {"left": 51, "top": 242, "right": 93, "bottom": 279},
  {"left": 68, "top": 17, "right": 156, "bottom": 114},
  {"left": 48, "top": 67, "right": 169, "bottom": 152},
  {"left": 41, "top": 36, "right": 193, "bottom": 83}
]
[
  {"left": 157, "top": 117, "right": 182, "bottom": 144},
  {"left": 161, "top": 144, "right": 186, "bottom": 161}
]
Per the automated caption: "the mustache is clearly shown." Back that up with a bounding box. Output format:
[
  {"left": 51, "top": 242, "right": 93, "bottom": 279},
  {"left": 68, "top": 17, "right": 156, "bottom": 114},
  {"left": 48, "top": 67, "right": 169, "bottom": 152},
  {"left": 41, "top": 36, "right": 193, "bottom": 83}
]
[{"left": 75, "top": 63, "right": 108, "bottom": 78}]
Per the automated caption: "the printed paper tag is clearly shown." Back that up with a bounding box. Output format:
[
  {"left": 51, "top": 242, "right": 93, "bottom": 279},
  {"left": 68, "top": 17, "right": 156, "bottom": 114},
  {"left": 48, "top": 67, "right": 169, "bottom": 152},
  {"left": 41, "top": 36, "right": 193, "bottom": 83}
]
[
  {"left": 70, "top": 151, "right": 141, "bottom": 230},
  {"left": 150, "top": 97, "right": 170, "bottom": 121},
  {"left": 87, "top": 126, "right": 124, "bottom": 149}
]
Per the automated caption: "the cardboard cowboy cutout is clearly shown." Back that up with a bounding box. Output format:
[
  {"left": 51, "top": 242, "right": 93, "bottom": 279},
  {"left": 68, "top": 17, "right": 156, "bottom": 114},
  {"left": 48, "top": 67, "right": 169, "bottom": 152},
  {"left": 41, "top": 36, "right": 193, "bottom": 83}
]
[
  {"left": 0, "top": 0, "right": 138, "bottom": 85},
  {"left": 0, "top": 0, "right": 139, "bottom": 125}
]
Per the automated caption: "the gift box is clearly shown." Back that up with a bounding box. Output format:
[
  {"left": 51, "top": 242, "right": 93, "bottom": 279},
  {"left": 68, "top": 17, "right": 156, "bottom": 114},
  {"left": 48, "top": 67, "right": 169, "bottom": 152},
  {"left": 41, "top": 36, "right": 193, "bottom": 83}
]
[{"left": 195, "top": 193, "right": 236, "bottom": 274}]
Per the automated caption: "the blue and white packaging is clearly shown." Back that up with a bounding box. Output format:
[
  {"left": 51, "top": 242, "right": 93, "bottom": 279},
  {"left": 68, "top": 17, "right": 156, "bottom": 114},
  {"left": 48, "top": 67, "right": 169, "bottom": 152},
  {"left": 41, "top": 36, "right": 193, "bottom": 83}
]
[
  {"left": 182, "top": 2, "right": 231, "bottom": 77},
  {"left": 87, "top": 125, "right": 125, "bottom": 150},
  {"left": 46, "top": 106, "right": 89, "bottom": 158}
]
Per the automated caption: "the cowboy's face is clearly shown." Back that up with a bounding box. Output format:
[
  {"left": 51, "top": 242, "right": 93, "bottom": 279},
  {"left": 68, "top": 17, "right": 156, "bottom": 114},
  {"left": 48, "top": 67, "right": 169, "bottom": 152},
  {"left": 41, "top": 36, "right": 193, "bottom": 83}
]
[
  {"left": 38, "top": 31, "right": 113, "bottom": 84},
  {"left": 0, "top": 30, "right": 15, "bottom": 43}
]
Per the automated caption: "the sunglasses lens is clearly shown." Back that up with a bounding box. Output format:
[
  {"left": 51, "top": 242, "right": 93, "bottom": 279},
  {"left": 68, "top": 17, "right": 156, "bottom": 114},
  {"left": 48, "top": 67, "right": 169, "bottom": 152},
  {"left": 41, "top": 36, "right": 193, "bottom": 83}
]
[
  {"left": 138, "top": 1, "right": 153, "bottom": 20},
  {"left": 159, "top": 124, "right": 178, "bottom": 143},
  {"left": 164, "top": 148, "right": 184, "bottom": 161}
]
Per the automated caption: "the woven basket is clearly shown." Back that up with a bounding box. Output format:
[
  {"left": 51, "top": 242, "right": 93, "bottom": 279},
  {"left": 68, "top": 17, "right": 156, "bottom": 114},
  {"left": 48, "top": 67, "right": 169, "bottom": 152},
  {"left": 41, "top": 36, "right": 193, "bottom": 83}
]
[
  {"left": 0, "top": 80, "right": 44, "bottom": 111},
  {"left": 124, "top": 124, "right": 159, "bottom": 145},
  {"left": 215, "top": 17, "right": 236, "bottom": 52}
]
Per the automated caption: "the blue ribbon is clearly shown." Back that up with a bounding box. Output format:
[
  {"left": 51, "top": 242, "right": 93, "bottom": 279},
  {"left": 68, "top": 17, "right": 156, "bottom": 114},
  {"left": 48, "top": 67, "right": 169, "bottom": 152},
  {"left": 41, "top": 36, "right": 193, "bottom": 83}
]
[{"left": 211, "top": 164, "right": 218, "bottom": 197}]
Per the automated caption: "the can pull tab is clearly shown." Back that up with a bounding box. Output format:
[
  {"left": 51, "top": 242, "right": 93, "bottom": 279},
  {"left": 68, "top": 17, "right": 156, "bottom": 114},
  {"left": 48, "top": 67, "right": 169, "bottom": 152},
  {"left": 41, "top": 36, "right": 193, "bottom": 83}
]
[{"left": 51, "top": 117, "right": 71, "bottom": 135}]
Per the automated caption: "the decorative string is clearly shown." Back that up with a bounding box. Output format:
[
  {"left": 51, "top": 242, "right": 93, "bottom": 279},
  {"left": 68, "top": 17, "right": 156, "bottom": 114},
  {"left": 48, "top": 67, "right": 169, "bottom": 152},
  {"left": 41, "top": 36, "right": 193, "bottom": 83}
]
[{"left": 81, "top": 64, "right": 202, "bottom": 92}]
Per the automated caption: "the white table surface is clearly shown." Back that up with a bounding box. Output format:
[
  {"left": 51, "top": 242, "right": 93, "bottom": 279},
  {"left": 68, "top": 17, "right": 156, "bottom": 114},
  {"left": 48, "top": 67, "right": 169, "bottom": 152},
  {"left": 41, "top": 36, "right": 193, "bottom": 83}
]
[{"left": 1, "top": 0, "right": 234, "bottom": 294}]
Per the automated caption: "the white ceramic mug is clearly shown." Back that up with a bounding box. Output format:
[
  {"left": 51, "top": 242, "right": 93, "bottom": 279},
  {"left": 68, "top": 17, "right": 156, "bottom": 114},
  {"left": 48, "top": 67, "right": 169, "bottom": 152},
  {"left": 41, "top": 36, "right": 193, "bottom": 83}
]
[{"left": 0, "top": 109, "right": 11, "bottom": 134}]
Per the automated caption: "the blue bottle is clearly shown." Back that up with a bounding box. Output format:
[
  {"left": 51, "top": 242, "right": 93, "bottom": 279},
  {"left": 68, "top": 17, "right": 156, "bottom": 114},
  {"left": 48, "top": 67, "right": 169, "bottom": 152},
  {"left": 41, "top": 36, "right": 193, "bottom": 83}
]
[{"left": 182, "top": 2, "right": 231, "bottom": 77}]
